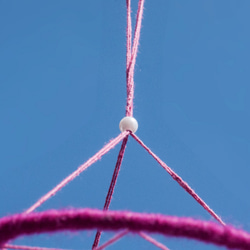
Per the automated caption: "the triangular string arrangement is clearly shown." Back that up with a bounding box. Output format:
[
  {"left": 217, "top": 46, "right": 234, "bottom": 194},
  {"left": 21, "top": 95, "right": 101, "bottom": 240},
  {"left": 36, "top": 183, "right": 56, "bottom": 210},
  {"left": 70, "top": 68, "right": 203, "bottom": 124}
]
[
  {"left": 5, "top": 1, "right": 249, "bottom": 250},
  {"left": 9, "top": 0, "right": 223, "bottom": 249}
]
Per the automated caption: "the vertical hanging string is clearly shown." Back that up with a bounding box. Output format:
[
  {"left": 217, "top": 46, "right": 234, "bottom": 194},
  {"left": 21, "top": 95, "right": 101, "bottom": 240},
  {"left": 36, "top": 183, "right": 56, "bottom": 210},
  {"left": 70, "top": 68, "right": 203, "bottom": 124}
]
[
  {"left": 125, "top": 0, "right": 132, "bottom": 116},
  {"left": 126, "top": 0, "right": 132, "bottom": 71},
  {"left": 126, "top": 0, "right": 145, "bottom": 117},
  {"left": 92, "top": 136, "right": 129, "bottom": 249},
  {"left": 92, "top": 1, "right": 145, "bottom": 247}
]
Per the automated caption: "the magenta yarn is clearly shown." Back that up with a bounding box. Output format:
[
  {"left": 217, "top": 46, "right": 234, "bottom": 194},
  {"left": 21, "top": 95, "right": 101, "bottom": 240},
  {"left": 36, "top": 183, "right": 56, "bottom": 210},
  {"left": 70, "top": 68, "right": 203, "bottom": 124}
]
[
  {"left": 24, "top": 131, "right": 129, "bottom": 214},
  {"left": 126, "top": 0, "right": 145, "bottom": 116},
  {"left": 0, "top": 209, "right": 250, "bottom": 250},
  {"left": 131, "top": 133, "right": 225, "bottom": 226},
  {"left": 92, "top": 136, "right": 128, "bottom": 248}
]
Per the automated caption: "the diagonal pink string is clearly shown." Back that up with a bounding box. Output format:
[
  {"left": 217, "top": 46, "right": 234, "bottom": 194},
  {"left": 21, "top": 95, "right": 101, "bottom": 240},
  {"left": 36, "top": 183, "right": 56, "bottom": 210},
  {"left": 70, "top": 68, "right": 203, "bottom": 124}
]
[
  {"left": 130, "top": 133, "right": 225, "bottom": 226},
  {"left": 94, "top": 230, "right": 128, "bottom": 250},
  {"left": 138, "top": 233, "right": 170, "bottom": 250},
  {"left": 3, "top": 245, "right": 68, "bottom": 250},
  {"left": 126, "top": 0, "right": 145, "bottom": 116},
  {"left": 102, "top": 137, "right": 128, "bottom": 211},
  {"left": 24, "top": 131, "right": 129, "bottom": 214},
  {"left": 92, "top": 136, "right": 129, "bottom": 249}
]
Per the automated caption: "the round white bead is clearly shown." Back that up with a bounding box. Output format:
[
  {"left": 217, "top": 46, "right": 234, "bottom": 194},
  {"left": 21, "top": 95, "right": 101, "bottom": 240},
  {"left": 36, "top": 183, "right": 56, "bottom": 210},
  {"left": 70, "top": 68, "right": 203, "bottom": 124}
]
[{"left": 119, "top": 116, "right": 138, "bottom": 133}]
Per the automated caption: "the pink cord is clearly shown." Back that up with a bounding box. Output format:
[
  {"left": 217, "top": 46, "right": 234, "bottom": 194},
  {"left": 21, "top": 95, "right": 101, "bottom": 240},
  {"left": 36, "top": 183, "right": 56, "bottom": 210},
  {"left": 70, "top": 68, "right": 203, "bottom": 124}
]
[
  {"left": 0, "top": 209, "right": 249, "bottom": 249},
  {"left": 92, "top": 136, "right": 129, "bottom": 248},
  {"left": 125, "top": 0, "right": 133, "bottom": 116},
  {"left": 126, "top": 0, "right": 132, "bottom": 71},
  {"left": 126, "top": 0, "right": 145, "bottom": 116},
  {"left": 138, "top": 233, "right": 170, "bottom": 250},
  {"left": 24, "top": 131, "right": 129, "bottom": 214},
  {"left": 130, "top": 133, "right": 225, "bottom": 226},
  {"left": 95, "top": 230, "right": 168, "bottom": 250},
  {"left": 4, "top": 245, "right": 68, "bottom": 250},
  {"left": 94, "top": 230, "right": 128, "bottom": 250}
]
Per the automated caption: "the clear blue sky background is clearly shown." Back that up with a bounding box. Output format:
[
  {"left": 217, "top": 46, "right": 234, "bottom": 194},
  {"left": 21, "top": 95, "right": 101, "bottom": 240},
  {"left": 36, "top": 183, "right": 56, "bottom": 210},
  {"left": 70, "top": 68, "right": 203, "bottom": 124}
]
[{"left": 1, "top": 1, "right": 250, "bottom": 249}]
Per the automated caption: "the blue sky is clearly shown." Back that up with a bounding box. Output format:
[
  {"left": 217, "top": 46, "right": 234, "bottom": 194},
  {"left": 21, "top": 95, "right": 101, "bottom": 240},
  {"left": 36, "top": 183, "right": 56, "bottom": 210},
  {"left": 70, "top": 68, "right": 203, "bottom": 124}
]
[{"left": 1, "top": 1, "right": 250, "bottom": 249}]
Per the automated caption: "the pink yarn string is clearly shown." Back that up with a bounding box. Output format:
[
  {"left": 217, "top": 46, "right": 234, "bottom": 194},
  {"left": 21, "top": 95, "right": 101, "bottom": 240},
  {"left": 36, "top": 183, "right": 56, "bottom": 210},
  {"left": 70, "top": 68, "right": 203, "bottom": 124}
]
[
  {"left": 92, "top": 136, "right": 129, "bottom": 249},
  {"left": 0, "top": 209, "right": 249, "bottom": 249},
  {"left": 131, "top": 0, "right": 145, "bottom": 66},
  {"left": 126, "top": 0, "right": 132, "bottom": 71},
  {"left": 130, "top": 133, "right": 225, "bottom": 226},
  {"left": 102, "top": 137, "right": 128, "bottom": 210},
  {"left": 125, "top": 0, "right": 133, "bottom": 117},
  {"left": 126, "top": 0, "right": 145, "bottom": 116},
  {"left": 94, "top": 230, "right": 128, "bottom": 250},
  {"left": 24, "top": 131, "right": 129, "bottom": 214},
  {"left": 138, "top": 233, "right": 170, "bottom": 250},
  {"left": 4, "top": 245, "right": 68, "bottom": 250}
]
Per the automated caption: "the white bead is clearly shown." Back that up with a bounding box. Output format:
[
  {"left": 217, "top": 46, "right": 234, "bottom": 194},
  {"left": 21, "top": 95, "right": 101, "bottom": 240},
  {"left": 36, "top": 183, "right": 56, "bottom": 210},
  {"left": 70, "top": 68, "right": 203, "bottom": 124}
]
[{"left": 119, "top": 116, "right": 138, "bottom": 133}]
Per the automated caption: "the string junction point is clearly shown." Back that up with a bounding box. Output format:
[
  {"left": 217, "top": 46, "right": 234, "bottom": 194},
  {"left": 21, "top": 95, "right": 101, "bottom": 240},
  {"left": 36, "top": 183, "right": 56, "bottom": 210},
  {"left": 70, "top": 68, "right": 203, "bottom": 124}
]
[{"left": 119, "top": 116, "right": 138, "bottom": 133}]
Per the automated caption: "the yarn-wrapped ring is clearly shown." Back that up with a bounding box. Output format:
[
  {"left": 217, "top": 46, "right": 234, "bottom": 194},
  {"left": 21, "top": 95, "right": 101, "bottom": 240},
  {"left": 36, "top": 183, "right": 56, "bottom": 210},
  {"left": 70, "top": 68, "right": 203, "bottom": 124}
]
[{"left": 0, "top": 208, "right": 250, "bottom": 250}]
